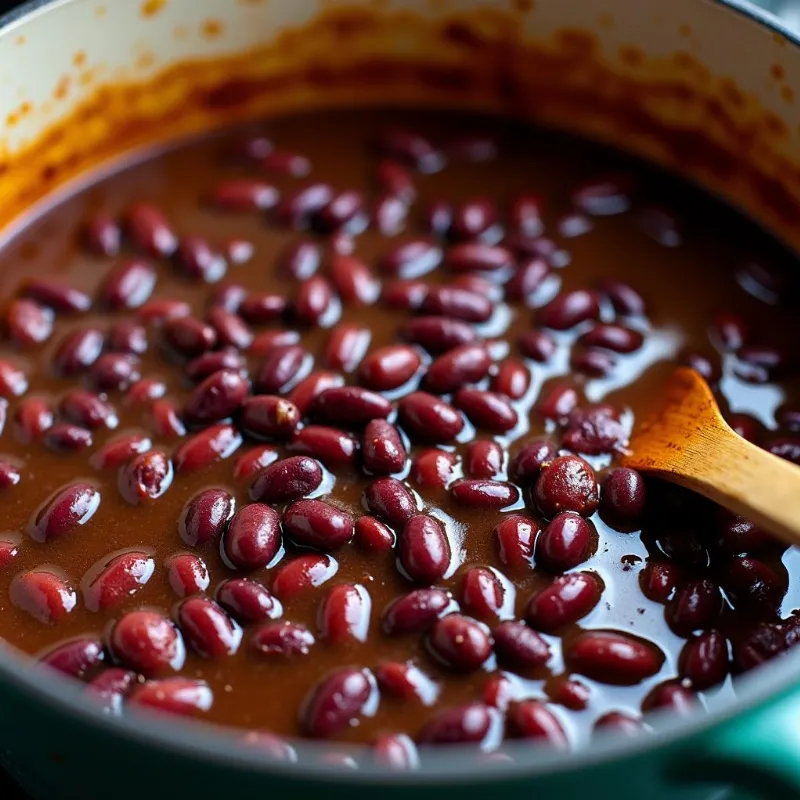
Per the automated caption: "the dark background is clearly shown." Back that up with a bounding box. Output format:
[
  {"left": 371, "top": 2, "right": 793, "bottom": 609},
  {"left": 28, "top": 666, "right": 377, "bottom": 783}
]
[{"left": 0, "top": 0, "right": 797, "bottom": 797}]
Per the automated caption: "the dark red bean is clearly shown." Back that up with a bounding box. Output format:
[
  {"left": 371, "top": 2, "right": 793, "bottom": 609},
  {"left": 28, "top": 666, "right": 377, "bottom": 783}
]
[
  {"left": 669, "top": 578, "right": 723, "bottom": 633},
  {"left": 211, "top": 178, "right": 278, "bottom": 211},
  {"left": 217, "top": 578, "right": 282, "bottom": 623},
  {"left": 494, "top": 516, "right": 538, "bottom": 571},
  {"left": 399, "top": 392, "right": 464, "bottom": 443},
  {"left": 382, "top": 279, "right": 428, "bottom": 310},
  {"left": 509, "top": 440, "right": 557, "bottom": 485},
  {"left": 32, "top": 483, "right": 100, "bottom": 542},
  {"left": 98, "top": 259, "right": 157, "bottom": 310},
  {"left": 536, "top": 383, "right": 580, "bottom": 422},
  {"left": 175, "top": 236, "right": 226, "bottom": 283},
  {"left": 461, "top": 567, "right": 513, "bottom": 621},
  {"left": 534, "top": 455, "right": 599, "bottom": 517},
  {"left": 256, "top": 344, "right": 310, "bottom": 394},
  {"left": 491, "top": 358, "right": 530, "bottom": 400},
  {"left": 450, "top": 479, "right": 519, "bottom": 509},
  {"left": 179, "top": 488, "right": 235, "bottom": 547},
  {"left": 86, "top": 668, "right": 136, "bottom": 713},
  {"left": 679, "top": 630, "right": 729, "bottom": 689},
  {"left": 238, "top": 293, "right": 287, "bottom": 325},
  {"left": 400, "top": 316, "right": 476, "bottom": 356},
  {"left": 601, "top": 468, "right": 647, "bottom": 527},
  {"left": 262, "top": 148, "right": 310, "bottom": 176},
  {"left": 174, "top": 423, "right": 243, "bottom": 472},
  {"left": 53, "top": 328, "right": 104, "bottom": 375},
  {"left": 84, "top": 212, "right": 121, "bottom": 257},
  {"left": 293, "top": 276, "right": 336, "bottom": 326},
  {"left": 110, "top": 610, "right": 184, "bottom": 673},
  {"left": 184, "top": 369, "right": 249, "bottom": 425},
  {"left": 137, "top": 298, "right": 191, "bottom": 324},
  {"left": 518, "top": 329, "right": 557, "bottom": 363},
  {"left": 579, "top": 324, "right": 644, "bottom": 353},
  {"left": 510, "top": 194, "right": 543, "bottom": 236},
  {"left": 10, "top": 569, "right": 77, "bottom": 623},
  {"left": 14, "top": 397, "right": 53, "bottom": 442},
  {"left": 374, "top": 192, "right": 408, "bottom": 236},
  {"left": 207, "top": 307, "right": 253, "bottom": 350},
  {"left": 567, "top": 631, "right": 664, "bottom": 684},
  {"left": 313, "top": 386, "right": 392, "bottom": 426},
  {"left": 41, "top": 637, "right": 104, "bottom": 678},
  {"left": 91, "top": 434, "right": 152, "bottom": 470},
  {"left": 505, "top": 258, "right": 552, "bottom": 305},
  {"left": 354, "top": 516, "right": 395, "bottom": 552},
  {"left": 378, "top": 159, "right": 416, "bottom": 202},
  {"left": 598, "top": 280, "right": 646, "bottom": 316},
  {"left": 167, "top": 553, "right": 210, "bottom": 597},
  {"left": 0, "top": 459, "right": 19, "bottom": 490},
  {"left": 640, "top": 561, "right": 684, "bottom": 604},
  {"left": 447, "top": 242, "right": 512, "bottom": 273},
  {"left": 185, "top": 347, "right": 246, "bottom": 383},
  {"left": 252, "top": 621, "right": 314, "bottom": 657},
  {"left": 251, "top": 329, "right": 301, "bottom": 356},
  {"left": 429, "top": 614, "right": 492, "bottom": 670},
  {"left": 508, "top": 700, "right": 569, "bottom": 748},
  {"left": 465, "top": 440, "right": 503, "bottom": 479},
  {"left": 0, "top": 538, "right": 19, "bottom": 569},
  {"left": 362, "top": 419, "right": 407, "bottom": 475},
  {"left": 60, "top": 391, "right": 118, "bottom": 430},
  {"left": 360, "top": 345, "right": 421, "bottom": 391},
  {"left": 374, "top": 734, "right": 419, "bottom": 770},
  {"left": 178, "top": 597, "right": 242, "bottom": 658},
  {"left": 164, "top": 317, "right": 217, "bottom": 357},
  {"left": 283, "top": 499, "right": 354, "bottom": 551},
  {"left": 223, "top": 503, "right": 282, "bottom": 569},
  {"left": 645, "top": 681, "right": 697, "bottom": 716},
  {"left": 527, "top": 572, "right": 603, "bottom": 632},
  {"left": 329, "top": 254, "right": 380, "bottom": 304},
  {"left": 720, "top": 556, "right": 784, "bottom": 616},
  {"left": 453, "top": 388, "right": 518, "bottom": 433},
  {"left": 90, "top": 353, "right": 140, "bottom": 392},
  {"left": 108, "top": 320, "right": 148, "bottom": 355},
  {"left": 318, "top": 583, "right": 372, "bottom": 644},
  {"left": 594, "top": 712, "right": 648, "bottom": 736},
  {"left": 277, "top": 182, "right": 334, "bottom": 229},
  {"left": 7, "top": 299, "right": 53, "bottom": 346},
  {"left": 364, "top": 477, "right": 417, "bottom": 526},
  {"left": 44, "top": 423, "right": 93, "bottom": 452},
  {"left": 376, "top": 661, "right": 440, "bottom": 704},
  {"left": 571, "top": 347, "right": 616, "bottom": 378},
  {"left": 716, "top": 514, "right": 774, "bottom": 555},
  {"left": 377, "top": 128, "right": 443, "bottom": 173},
  {"left": 419, "top": 704, "right": 498, "bottom": 746},
  {"left": 381, "top": 238, "right": 442, "bottom": 279},
  {"left": 562, "top": 405, "right": 628, "bottom": 456},
  {"left": 209, "top": 283, "right": 246, "bottom": 313},
  {"left": 536, "top": 512, "right": 593, "bottom": 571},
  {"left": 411, "top": 448, "right": 458, "bottom": 488},
  {"left": 425, "top": 344, "right": 490, "bottom": 394},
  {"left": 493, "top": 622, "right": 550, "bottom": 669},
  {"left": 83, "top": 550, "right": 155, "bottom": 611},
  {"left": 681, "top": 350, "right": 721, "bottom": 384},
  {"left": 233, "top": 445, "right": 279, "bottom": 481},
  {"left": 287, "top": 425, "right": 358, "bottom": 467},
  {"left": 249, "top": 455, "right": 323, "bottom": 505},
  {"left": 129, "top": 678, "right": 212, "bottom": 716},
  {"left": 382, "top": 588, "right": 456, "bottom": 636},
  {"left": 302, "top": 668, "right": 375, "bottom": 739},
  {"left": 240, "top": 395, "right": 300, "bottom": 441},
  {"left": 288, "top": 372, "right": 344, "bottom": 418},
  {"left": 399, "top": 515, "right": 450, "bottom": 583},
  {"left": 573, "top": 175, "right": 632, "bottom": 215},
  {"left": 279, "top": 238, "right": 321, "bottom": 280},
  {"left": 422, "top": 285, "right": 493, "bottom": 323},
  {"left": 451, "top": 198, "right": 498, "bottom": 241},
  {"left": 118, "top": 450, "right": 173, "bottom": 505},
  {"left": 271, "top": 553, "right": 338, "bottom": 599},
  {"left": 323, "top": 323, "right": 371, "bottom": 373},
  {"left": 124, "top": 202, "right": 177, "bottom": 257},
  {"left": 540, "top": 290, "right": 600, "bottom": 330},
  {"left": 149, "top": 399, "right": 186, "bottom": 439}
]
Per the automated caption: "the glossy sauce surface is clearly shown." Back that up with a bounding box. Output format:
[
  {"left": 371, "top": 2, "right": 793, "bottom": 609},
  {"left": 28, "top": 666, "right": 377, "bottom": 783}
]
[{"left": 0, "top": 108, "right": 798, "bottom": 753}]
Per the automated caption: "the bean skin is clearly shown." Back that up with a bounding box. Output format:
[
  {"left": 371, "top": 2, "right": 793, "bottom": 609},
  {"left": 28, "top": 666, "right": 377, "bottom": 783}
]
[
  {"left": 283, "top": 500, "right": 354, "bottom": 551},
  {"left": 399, "top": 515, "right": 450, "bottom": 583}
]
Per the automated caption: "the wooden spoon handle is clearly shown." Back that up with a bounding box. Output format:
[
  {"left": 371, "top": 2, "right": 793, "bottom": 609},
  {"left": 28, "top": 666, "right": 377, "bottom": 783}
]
[{"left": 634, "top": 423, "right": 800, "bottom": 547}]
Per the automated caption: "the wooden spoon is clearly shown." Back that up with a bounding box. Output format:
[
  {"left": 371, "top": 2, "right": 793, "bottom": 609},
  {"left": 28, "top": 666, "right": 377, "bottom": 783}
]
[{"left": 620, "top": 366, "right": 800, "bottom": 545}]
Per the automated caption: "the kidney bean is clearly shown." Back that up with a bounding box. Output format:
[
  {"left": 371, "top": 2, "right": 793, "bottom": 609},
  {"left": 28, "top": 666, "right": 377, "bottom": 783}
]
[
  {"left": 167, "top": 553, "right": 210, "bottom": 597},
  {"left": 287, "top": 425, "right": 358, "bottom": 467},
  {"left": 600, "top": 468, "right": 647, "bottom": 527},
  {"left": 571, "top": 347, "right": 616, "bottom": 378},
  {"left": 410, "top": 448, "right": 458, "bottom": 489},
  {"left": 0, "top": 538, "right": 18, "bottom": 569},
  {"left": 91, "top": 433, "right": 152, "bottom": 470},
  {"left": 110, "top": 610, "right": 184, "bottom": 673},
  {"left": 90, "top": 353, "right": 140, "bottom": 392},
  {"left": 207, "top": 307, "right": 253, "bottom": 351},
  {"left": 40, "top": 637, "right": 104, "bottom": 678},
  {"left": 260, "top": 147, "right": 310, "bottom": 175},
  {"left": 377, "top": 128, "right": 443, "bottom": 173},
  {"left": 183, "top": 369, "right": 249, "bottom": 425},
  {"left": 98, "top": 259, "right": 157, "bottom": 311},
  {"left": 645, "top": 681, "right": 697, "bottom": 716},
  {"left": 271, "top": 553, "right": 338, "bottom": 599},
  {"left": 493, "top": 516, "right": 538, "bottom": 571},
  {"left": 505, "top": 258, "right": 551, "bottom": 305},
  {"left": 31, "top": 482, "right": 100, "bottom": 542},
  {"left": 129, "top": 678, "right": 213, "bottom": 717},
  {"left": 579, "top": 324, "right": 644, "bottom": 354},
  {"left": 327, "top": 254, "right": 378, "bottom": 304},
  {"left": 118, "top": 450, "right": 173, "bottom": 504},
  {"left": 419, "top": 704, "right": 498, "bottom": 746},
  {"left": 449, "top": 479, "right": 520, "bottom": 509},
  {"left": 354, "top": 516, "right": 395, "bottom": 552},
  {"left": 534, "top": 455, "right": 599, "bottom": 517},
  {"left": 516, "top": 331, "right": 556, "bottom": 367},
  {"left": 148, "top": 399, "right": 185, "bottom": 439},
  {"left": 381, "top": 238, "right": 442, "bottom": 279},
  {"left": 174, "top": 236, "right": 227, "bottom": 283},
  {"left": 594, "top": 281, "right": 644, "bottom": 318},
  {"left": 283, "top": 499, "right": 354, "bottom": 551},
  {"left": 535, "top": 385, "right": 579, "bottom": 424},
  {"left": 84, "top": 212, "right": 121, "bottom": 256},
  {"left": 361, "top": 419, "right": 406, "bottom": 476},
  {"left": 669, "top": 578, "right": 723, "bottom": 634},
  {"left": 527, "top": 572, "right": 603, "bottom": 632},
  {"left": 313, "top": 386, "right": 392, "bottom": 426},
  {"left": 302, "top": 668, "right": 376, "bottom": 739},
  {"left": 256, "top": 345, "right": 309, "bottom": 394},
  {"left": 639, "top": 561, "right": 684, "bottom": 604},
  {"left": 108, "top": 320, "right": 148, "bottom": 356},
  {"left": 489, "top": 360, "right": 529, "bottom": 401},
  {"left": 86, "top": 668, "right": 136, "bottom": 713},
  {"left": 454, "top": 388, "right": 518, "bottom": 432},
  {"left": 240, "top": 732, "right": 297, "bottom": 762},
  {"left": 238, "top": 397, "right": 298, "bottom": 441},
  {"left": 425, "top": 344, "right": 490, "bottom": 394},
  {"left": 185, "top": 349, "right": 246, "bottom": 384},
  {"left": 465, "top": 440, "right": 503, "bottom": 479},
  {"left": 0, "top": 459, "right": 19, "bottom": 490},
  {"left": 164, "top": 317, "right": 217, "bottom": 358},
  {"left": 378, "top": 159, "right": 416, "bottom": 202},
  {"left": 382, "top": 588, "right": 456, "bottom": 636},
  {"left": 53, "top": 328, "right": 104, "bottom": 375},
  {"left": 376, "top": 661, "right": 440, "bottom": 705},
  {"left": 382, "top": 279, "right": 429, "bottom": 310},
  {"left": 398, "top": 392, "right": 464, "bottom": 443},
  {"left": 681, "top": 350, "right": 722, "bottom": 384},
  {"left": 209, "top": 283, "right": 246, "bottom": 313},
  {"left": 251, "top": 330, "right": 301, "bottom": 358},
  {"left": 536, "top": 512, "right": 594, "bottom": 571},
  {"left": 44, "top": 423, "right": 93, "bottom": 452},
  {"left": 14, "top": 397, "right": 53, "bottom": 442},
  {"left": 461, "top": 567, "right": 513, "bottom": 621},
  {"left": 83, "top": 550, "right": 155, "bottom": 611},
  {"left": 540, "top": 289, "right": 600, "bottom": 330},
  {"left": 563, "top": 405, "right": 628, "bottom": 456},
  {"left": 422, "top": 285, "right": 493, "bottom": 322},
  {"left": 178, "top": 597, "right": 242, "bottom": 658},
  {"left": 493, "top": 622, "right": 550, "bottom": 669},
  {"left": 138, "top": 298, "right": 192, "bottom": 325},
  {"left": 178, "top": 489, "right": 234, "bottom": 549},
  {"left": 60, "top": 391, "right": 118, "bottom": 430},
  {"left": 593, "top": 712, "right": 649, "bottom": 737},
  {"left": 447, "top": 243, "right": 513, "bottom": 273},
  {"left": 236, "top": 294, "right": 286, "bottom": 327},
  {"left": 276, "top": 239, "right": 320, "bottom": 282},
  {"left": 429, "top": 614, "right": 492, "bottom": 670},
  {"left": 321, "top": 325, "right": 370, "bottom": 375},
  {"left": 507, "top": 700, "right": 569, "bottom": 748},
  {"left": 679, "top": 630, "right": 729, "bottom": 690},
  {"left": 124, "top": 202, "right": 177, "bottom": 257},
  {"left": 223, "top": 503, "right": 282, "bottom": 569},
  {"left": 174, "top": 423, "right": 243, "bottom": 472},
  {"left": 252, "top": 621, "right": 315, "bottom": 657},
  {"left": 373, "top": 192, "right": 409, "bottom": 236},
  {"left": 508, "top": 193, "right": 543, "bottom": 236},
  {"left": 10, "top": 569, "right": 76, "bottom": 624},
  {"left": 373, "top": 734, "right": 419, "bottom": 770},
  {"left": 293, "top": 276, "right": 336, "bottom": 326},
  {"left": 567, "top": 631, "right": 664, "bottom": 684},
  {"left": 359, "top": 345, "right": 421, "bottom": 391},
  {"left": 365, "top": 477, "right": 418, "bottom": 527},
  {"left": 716, "top": 514, "right": 773, "bottom": 555},
  {"left": 721, "top": 556, "right": 785, "bottom": 616},
  {"left": 248, "top": 458, "right": 321, "bottom": 508},
  {"left": 508, "top": 441, "right": 555, "bottom": 486},
  {"left": 399, "top": 515, "right": 451, "bottom": 583},
  {"left": 7, "top": 299, "right": 53, "bottom": 346},
  {"left": 399, "top": 318, "right": 473, "bottom": 359},
  {"left": 233, "top": 446, "right": 279, "bottom": 481},
  {"left": 217, "top": 578, "right": 281, "bottom": 623},
  {"left": 211, "top": 178, "right": 279, "bottom": 212},
  {"left": 451, "top": 198, "right": 498, "bottom": 241},
  {"left": 277, "top": 183, "right": 334, "bottom": 229},
  {"left": 318, "top": 583, "right": 372, "bottom": 644}
]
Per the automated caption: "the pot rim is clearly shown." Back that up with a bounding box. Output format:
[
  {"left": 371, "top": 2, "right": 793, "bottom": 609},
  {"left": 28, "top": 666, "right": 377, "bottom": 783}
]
[{"left": 0, "top": 0, "right": 798, "bottom": 783}]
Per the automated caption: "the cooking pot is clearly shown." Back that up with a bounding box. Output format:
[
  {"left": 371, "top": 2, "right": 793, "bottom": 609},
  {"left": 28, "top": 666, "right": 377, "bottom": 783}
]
[{"left": 2, "top": 1, "right": 800, "bottom": 798}]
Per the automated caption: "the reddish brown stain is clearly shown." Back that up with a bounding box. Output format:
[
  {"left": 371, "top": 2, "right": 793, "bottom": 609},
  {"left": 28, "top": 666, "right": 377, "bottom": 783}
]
[
  {"left": 53, "top": 76, "right": 70, "bottom": 101},
  {"left": 782, "top": 85, "right": 794, "bottom": 104},
  {"left": 512, "top": 0, "right": 534, "bottom": 12},
  {"left": 619, "top": 45, "right": 645, "bottom": 68},
  {"left": 771, "top": 63, "right": 786, "bottom": 81},
  {"left": 141, "top": 0, "right": 166, "bottom": 18},
  {"left": 73, "top": 51, "right": 87, "bottom": 68},
  {"left": 201, "top": 19, "right": 224, "bottom": 40},
  {"left": 14, "top": 35, "right": 25, "bottom": 46},
  {"left": 678, "top": 24, "right": 692, "bottom": 39}
]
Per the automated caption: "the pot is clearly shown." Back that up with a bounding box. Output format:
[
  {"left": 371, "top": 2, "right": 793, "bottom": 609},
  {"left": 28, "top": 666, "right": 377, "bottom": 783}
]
[{"left": 2, "top": 1, "right": 800, "bottom": 798}]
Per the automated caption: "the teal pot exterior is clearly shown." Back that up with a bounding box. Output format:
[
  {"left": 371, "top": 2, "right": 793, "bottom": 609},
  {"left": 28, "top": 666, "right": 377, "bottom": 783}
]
[{"left": 3, "top": 1, "right": 800, "bottom": 799}]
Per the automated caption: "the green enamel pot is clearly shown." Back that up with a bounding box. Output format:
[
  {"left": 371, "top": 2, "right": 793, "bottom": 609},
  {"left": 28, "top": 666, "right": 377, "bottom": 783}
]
[{"left": 2, "top": 0, "right": 800, "bottom": 798}]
